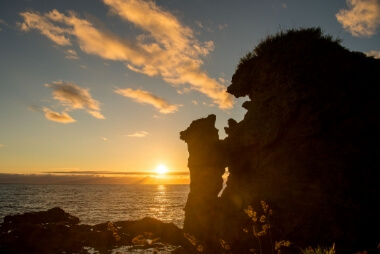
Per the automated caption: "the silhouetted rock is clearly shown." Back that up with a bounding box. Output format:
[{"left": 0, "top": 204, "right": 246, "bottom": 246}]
[
  {"left": 3, "top": 207, "right": 79, "bottom": 226},
  {"left": 0, "top": 208, "right": 194, "bottom": 254},
  {"left": 181, "top": 28, "right": 380, "bottom": 253},
  {"left": 180, "top": 114, "right": 227, "bottom": 248}
]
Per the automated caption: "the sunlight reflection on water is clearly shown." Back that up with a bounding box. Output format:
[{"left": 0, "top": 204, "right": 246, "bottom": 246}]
[{"left": 0, "top": 184, "right": 189, "bottom": 227}]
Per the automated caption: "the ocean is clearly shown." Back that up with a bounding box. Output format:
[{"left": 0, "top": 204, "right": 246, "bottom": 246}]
[{"left": 0, "top": 184, "right": 189, "bottom": 228}]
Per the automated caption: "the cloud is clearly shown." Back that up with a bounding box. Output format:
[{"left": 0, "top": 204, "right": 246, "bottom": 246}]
[
  {"left": 219, "top": 77, "right": 228, "bottom": 84},
  {"left": 195, "top": 20, "right": 204, "bottom": 29},
  {"left": 336, "top": 0, "right": 380, "bottom": 37},
  {"left": 115, "top": 87, "right": 180, "bottom": 114},
  {"left": 195, "top": 20, "right": 213, "bottom": 32},
  {"left": 0, "top": 144, "right": 3, "bottom": 148},
  {"left": 18, "top": 11, "right": 72, "bottom": 46},
  {"left": 65, "top": 49, "right": 79, "bottom": 59},
  {"left": 218, "top": 24, "right": 228, "bottom": 30},
  {"left": 18, "top": 0, "right": 234, "bottom": 109},
  {"left": 126, "top": 131, "right": 149, "bottom": 138},
  {"left": 365, "top": 50, "right": 380, "bottom": 58},
  {"left": 45, "top": 81, "right": 105, "bottom": 119},
  {"left": 28, "top": 105, "right": 41, "bottom": 112},
  {"left": 42, "top": 107, "right": 76, "bottom": 123},
  {"left": 0, "top": 18, "right": 11, "bottom": 31}
]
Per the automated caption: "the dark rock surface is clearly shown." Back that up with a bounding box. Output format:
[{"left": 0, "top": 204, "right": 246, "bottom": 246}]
[
  {"left": 3, "top": 207, "right": 80, "bottom": 226},
  {"left": 0, "top": 207, "right": 195, "bottom": 254},
  {"left": 181, "top": 28, "right": 380, "bottom": 254},
  {"left": 180, "top": 114, "right": 227, "bottom": 248}
]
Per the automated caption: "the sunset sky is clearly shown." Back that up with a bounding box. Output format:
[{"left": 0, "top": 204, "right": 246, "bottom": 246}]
[{"left": 0, "top": 0, "right": 379, "bottom": 183}]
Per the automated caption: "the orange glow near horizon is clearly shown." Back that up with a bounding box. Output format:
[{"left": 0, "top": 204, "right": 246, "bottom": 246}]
[{"left": 0, "top": 171, "right": 190, "bottom": 185}]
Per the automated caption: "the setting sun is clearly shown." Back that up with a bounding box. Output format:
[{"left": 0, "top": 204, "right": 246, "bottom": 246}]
[{"left": 156, "top": 164, "right": 168, "bottom": 175}]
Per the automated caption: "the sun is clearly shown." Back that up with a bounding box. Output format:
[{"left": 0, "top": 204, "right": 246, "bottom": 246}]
[{"left": 155, "top": 164, "right": 168, "bottom": 175}]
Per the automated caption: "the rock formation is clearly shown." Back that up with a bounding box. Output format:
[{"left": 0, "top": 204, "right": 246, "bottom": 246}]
[
  {"left": 181, "top": 28, "right": 380, "bottom": 253},
  {"left": 180, "top": 114, "right": 227, "bottom": 247},
  {"left": 0, "top": 208, "right": 193, "bottom": 254}
]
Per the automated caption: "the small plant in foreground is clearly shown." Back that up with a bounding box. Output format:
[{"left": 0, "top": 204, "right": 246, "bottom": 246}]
[
  {"left": 184, "top": 232, "right": 204, "bottom": 252},
  {"left": 107, "top": 221, "right": 121, "bottom": 241},
  {"left": 244, "top": 201, "right": 291, "bottom": 254},
  {"left": 131, "top": 232, "right": 160, "bottom": 245},
  {"left": 301, "top": 243, "right": 335, "bottom": 254},
  {"left": 220, "top": 238, "right": 232, "bottom": 253}
]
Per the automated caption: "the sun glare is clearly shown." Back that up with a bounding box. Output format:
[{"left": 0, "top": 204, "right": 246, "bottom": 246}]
[{"left": 156, "top": 164, "right": 168, "bottom": 175}]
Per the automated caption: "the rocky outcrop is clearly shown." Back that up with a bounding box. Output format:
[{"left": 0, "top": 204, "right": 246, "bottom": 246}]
[
  {"left": 0, "top": 208, "right": 193, "bottom": 254},
  {"left": 180, "top": 114, "right": 227, "bottom": 247},
  {"left": 181, "top": 28, "right": 380, "bottom": 253},
  {"left": 3, "top": 207, "right": 80, "bottom": 226}
]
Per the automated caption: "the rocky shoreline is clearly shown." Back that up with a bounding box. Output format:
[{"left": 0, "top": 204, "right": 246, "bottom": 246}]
[{"left": 0, "top": 207, "right": 195, "bottom": 254}]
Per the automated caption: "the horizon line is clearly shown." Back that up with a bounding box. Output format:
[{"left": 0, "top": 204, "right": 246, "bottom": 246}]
[{"left": 43, "top": 170, "right": 190, "bottom": 176}]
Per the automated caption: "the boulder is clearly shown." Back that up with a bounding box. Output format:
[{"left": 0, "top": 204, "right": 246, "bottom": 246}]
[{"left": 3, "top": 207, "right": 79, "bottom": 225}]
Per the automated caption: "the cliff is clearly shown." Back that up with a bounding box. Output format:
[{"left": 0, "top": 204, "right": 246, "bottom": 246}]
[{"left": 181, "top": 28, "right": 380, "bottom": 253}]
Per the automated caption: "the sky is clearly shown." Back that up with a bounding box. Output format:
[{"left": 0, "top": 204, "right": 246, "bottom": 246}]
[{"left": 0, "top": 0, "right": 379, "bottom": 183}]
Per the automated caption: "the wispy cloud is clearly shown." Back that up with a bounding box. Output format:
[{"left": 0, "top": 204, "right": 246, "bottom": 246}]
[
  {"left": 218, "top": 24, "right": 228, "bottom": 30},
  {"left": 18, "top": 11, "right": 72, "bottom": 46},
  {"left": 219, "top": 77, "right": 228, "bottom": 84},
  {"left": 195, "top": 20, "right": 204, "bottom": 29},
  {"left": 42, "top": 107, "right": 76, "bottom": 123},
  {"left": 115, "top": 87, "right": 180, "bottom": 114},
  {"left": 18, "top": 0, "right": 234, "bottom": 109},
  {"left": 366, "top": 50, "right": 380, "bottom": 58},
  {"left": 0, "top": 144, "right": 3, "bottom": 148},
  {"left": 65, "top": 49, "right": 79, "bottom": 59},
  {"left": 45, "top": 81, "right": 105, "bottom": 119},
  {"left": 0, "top": 19, "right": 6, "bottom": 31},
  {"left": 126, "top": 131, "right": 149, "bottom": 138},
  {"left": 336, "top": 0, "right": 380, "bottom": 37},
  {"left": 195, "top": 20, "right": 213, "bottom": 32}
]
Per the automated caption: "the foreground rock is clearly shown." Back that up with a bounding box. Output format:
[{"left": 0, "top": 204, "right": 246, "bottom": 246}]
[
  {"left": 0, "top": 207, "right": 196, "bottom": 254},
  {"left": 181, "top": 28, "right": 380, "bottom": 254}
]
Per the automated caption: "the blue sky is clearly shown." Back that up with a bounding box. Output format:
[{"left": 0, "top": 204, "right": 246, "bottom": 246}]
[{"left": 0, "top": 0, "right": 379, "bottom": 181}]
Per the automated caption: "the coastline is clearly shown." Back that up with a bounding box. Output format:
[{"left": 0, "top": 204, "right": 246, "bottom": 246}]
[{"left": 0, "top": 207, "right": 193, "bottom": 254}]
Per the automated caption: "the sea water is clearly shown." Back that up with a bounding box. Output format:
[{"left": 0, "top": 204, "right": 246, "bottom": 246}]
[{"left": 0, "top": 184, "right": 189, "bottom": 227}]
